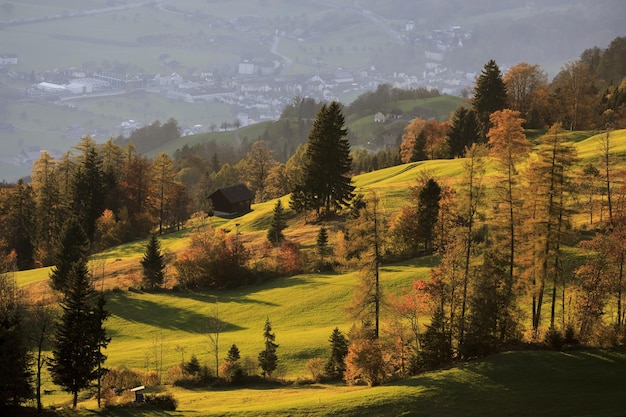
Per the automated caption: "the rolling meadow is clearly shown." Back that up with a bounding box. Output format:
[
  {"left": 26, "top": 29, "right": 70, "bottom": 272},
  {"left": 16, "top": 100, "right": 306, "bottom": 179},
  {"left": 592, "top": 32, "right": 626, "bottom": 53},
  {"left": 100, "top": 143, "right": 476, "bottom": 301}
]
[{"left": 15, "top": 128, "right": 626, "bottom": 416}]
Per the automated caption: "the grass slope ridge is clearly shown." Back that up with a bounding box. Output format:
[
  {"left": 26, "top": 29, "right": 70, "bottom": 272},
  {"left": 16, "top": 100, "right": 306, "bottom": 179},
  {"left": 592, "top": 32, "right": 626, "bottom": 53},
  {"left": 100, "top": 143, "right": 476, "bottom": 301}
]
[{"left": 18, "top": 129, "right": 626, "bottom": 414}]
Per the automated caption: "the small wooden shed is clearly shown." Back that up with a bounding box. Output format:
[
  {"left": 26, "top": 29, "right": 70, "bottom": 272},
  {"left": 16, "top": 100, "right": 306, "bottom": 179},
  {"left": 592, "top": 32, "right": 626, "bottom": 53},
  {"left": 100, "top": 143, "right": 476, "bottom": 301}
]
[
  {"left": 130, "top": 385, "right": 145, "bottom": 403},
  {"left": 209, "top": 184, "right": 254, "bottom": 216}
]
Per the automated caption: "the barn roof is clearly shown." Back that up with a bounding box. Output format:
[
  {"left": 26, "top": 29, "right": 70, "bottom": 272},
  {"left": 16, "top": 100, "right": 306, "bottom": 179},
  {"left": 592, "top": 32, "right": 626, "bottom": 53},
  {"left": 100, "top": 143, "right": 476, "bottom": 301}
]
[{"left": 210, "top": 184, "right": 254, "bottom": 203}]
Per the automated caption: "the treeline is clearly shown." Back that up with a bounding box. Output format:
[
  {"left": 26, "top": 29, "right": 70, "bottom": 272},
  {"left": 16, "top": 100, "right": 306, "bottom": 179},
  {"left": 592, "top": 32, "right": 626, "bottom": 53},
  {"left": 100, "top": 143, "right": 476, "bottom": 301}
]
[{"left": 0, "top": 136, "right": 191, "bottom": 270}]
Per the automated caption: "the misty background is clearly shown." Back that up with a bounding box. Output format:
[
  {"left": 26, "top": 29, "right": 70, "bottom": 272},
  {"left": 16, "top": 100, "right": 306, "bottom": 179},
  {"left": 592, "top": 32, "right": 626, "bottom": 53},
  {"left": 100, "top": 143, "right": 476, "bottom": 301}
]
[{"left": 0, "top": 0, "right": 623, "bottom": 181}]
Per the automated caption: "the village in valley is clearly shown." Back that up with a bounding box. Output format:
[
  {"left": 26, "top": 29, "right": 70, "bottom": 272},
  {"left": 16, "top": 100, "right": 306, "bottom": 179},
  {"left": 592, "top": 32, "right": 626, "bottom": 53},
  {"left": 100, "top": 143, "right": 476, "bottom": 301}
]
[{"left": 1, "top": 17, "right": 474, "bottom": 144}]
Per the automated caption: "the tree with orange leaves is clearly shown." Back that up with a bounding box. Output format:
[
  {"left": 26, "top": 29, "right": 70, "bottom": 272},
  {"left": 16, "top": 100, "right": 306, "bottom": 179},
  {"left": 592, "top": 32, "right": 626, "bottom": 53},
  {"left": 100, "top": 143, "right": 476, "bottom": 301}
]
[
  {"left": 400, "top": 118, "right": 426, "bottom": 163},
  {"left": 487, "top": 109, "right": 532, "bottom": 321}
]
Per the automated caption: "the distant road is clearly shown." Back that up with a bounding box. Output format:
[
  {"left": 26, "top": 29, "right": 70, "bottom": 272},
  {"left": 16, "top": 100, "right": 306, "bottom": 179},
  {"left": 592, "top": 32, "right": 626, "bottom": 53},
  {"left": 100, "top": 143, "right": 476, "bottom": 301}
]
[
  {"left": 270, "top": 36, "right": 293, "bottom": 76},
  {"left": 0, "top": 0, "right": 171, "bottom": 26}
]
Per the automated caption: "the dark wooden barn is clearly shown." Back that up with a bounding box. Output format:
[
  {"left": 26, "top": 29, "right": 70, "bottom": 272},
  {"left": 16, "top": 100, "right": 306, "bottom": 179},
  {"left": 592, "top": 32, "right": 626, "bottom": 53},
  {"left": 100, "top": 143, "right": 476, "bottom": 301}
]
[{"left": 209, "top": 184, "right": 255, "bottom": 216}]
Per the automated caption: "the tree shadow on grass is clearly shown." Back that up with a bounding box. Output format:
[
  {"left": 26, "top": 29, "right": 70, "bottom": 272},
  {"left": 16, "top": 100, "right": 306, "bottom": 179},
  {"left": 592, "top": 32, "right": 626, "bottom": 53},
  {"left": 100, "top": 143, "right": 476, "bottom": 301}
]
[
  {"left": 388, "top": 349, "right": 626, "bottom": 416},
  {"left": 106, "top": 292, "right": 245, "bottom": 333}
]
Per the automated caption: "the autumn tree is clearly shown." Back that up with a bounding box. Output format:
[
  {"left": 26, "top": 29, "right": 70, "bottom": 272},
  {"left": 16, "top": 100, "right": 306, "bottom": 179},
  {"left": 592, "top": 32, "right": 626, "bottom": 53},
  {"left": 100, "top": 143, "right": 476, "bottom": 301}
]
[
  {"left": 487, "top": 109, "right": 532, "bottom": 333},
  {"left": 550, "top": 60, "right": 596, "bottom": 130},
  {"left": 293, "top": 102, "right": 354, "bottom": 217},
  {"left": 153, "top": 152, "right": 177, "bottom": 234},
  {"left": 344, "top": 337, "right": 386, "bottom": 387},
  {"left": 422, "top": 119, "right": 449, "bottom": 160},
  {"left": 472, "top": 60, "right": 508, "bottom": 137},
  {"left": 400, "top": 117, "right": 426, "bottom": 163},
  {"left": 598, "top": 129, "right": 619, "bottom": 226},
  {"left": 345, "top": 195, "right": 385, "bottom": 339},
  {"left": 141, "top": 233, "right": 166, "bottom": 289},
  {"left": 244, "top": 140, "right": 276, "bottom": 203},
  {"left": 390, "top": 279, "right": 431, "bottom": 366},
  {"left": 457, "top": 143, "right": 488, "bottom": 347},
  {"left": 574, "top": 233, "right": 613, "bottom": 342},
  {"left": 504, "top": 62, "right": 549, "bottom": 128},
  {"left": 30, "top": 151, "right": 65, "bottom": 265},
  {"left": 521, "top": 123, "right": 578, "bottom": 334},
  {"left": 258, "top": 318, "right": 278, "bottom": 378}
]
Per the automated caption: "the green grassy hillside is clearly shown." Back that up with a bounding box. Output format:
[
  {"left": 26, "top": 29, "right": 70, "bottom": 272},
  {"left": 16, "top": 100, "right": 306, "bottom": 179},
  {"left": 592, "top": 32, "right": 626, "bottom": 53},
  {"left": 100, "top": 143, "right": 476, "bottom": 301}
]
[{"left": 17, "top": 128, "right": 626, "bottom": 414}]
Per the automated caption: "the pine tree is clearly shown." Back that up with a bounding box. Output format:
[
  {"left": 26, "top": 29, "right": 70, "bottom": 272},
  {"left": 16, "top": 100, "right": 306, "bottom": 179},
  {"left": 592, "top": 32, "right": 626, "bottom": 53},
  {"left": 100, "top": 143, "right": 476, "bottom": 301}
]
[
  {"left": 49, "top": 260, "right": 109, "bottom": 409},
  {"left": 410, "top": 130, "right": 427, "bottom": 162},
  {"left": 316, "top": 226, "right": 330, "bottom": 268},
  {"left": 258, "top": 318, "right": 278, "bottom": 378},
  {"left": 324, "top": 327, "right": 349, "bottom": 380},
  {"left": 72, "top": 138, "right": 106, "bottom": 239},
  {"left": 419, "top": 306, "right": 452, "bottom": 369},
  {"left": 0, "top": 273, "right": 33, "bottom": 406},
  {"left": 141, "top": 233, "right": 166, "bottom": 288},
  {"left": 473, "top": 60, "right": 508, "bottom": 138},
  {"left": 447, "top": 107, "right": 481, "bottom": 158},
  {"left": 294, "top": 101, "right": 355, "bottom": 217},
  {"left": 267, "top": 199, "right": 287, "bottom": 246},
  {"left": 226, "top": 344, "right": 241, "bottom": 363},
  {"left": 49, "top": 218, "right": 90, "bottom": 293},
  {"left": 416, "top": 178, "right": 442, "bottom": 254},
  {"left": 6, "top": 179, "right": 36, "bottom": 270}
]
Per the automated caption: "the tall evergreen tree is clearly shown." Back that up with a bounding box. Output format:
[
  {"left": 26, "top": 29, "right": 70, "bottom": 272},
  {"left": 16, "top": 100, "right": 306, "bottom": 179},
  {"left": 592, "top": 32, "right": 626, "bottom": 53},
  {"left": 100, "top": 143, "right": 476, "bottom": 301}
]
[
  {"left": 324, "top": 327, "right": 349, "bottom": 380},
  {"left": 141, "top": 233, "right": 166, "bottom": 288},
  {"left": 410, "top": 130, "right": 427, "bottom": 162},
  {"left": 49, "top": 219, "right": 90, "bottom": 293},
  {"left": 72, "top": 139, "right": 106, "bottom": 239},
  {"left": 31, "top": 151, "right": 65, "bottom": 266},
  {"left": 267, "top": 199, "right": 287, "bottom": 246},
  {"left": 258, "top": 318, "right": 278, "bottom": 378},
  {"left": 416, "top": 178, "right": 442, "bottom": 254},
  {"left": 294, "top": 101, "right": 355, "bottom": 217},
  {"left": 316, "top": 226, "right": 330, "bottom": 268},
  {"left": 472, "top": 60, "right": 508, "bottom": 138},
  {"left": 6, "top": 180, "right": 36, "bottom": 270},
  {"left": 446, "top": 106, "right": 481, "bottom": 158},
  {"left": 49, "top": 260, "right": 109, "bottom": 409},
  {"left": 0, "top": 272, "right": 33, "bottom": 406}
]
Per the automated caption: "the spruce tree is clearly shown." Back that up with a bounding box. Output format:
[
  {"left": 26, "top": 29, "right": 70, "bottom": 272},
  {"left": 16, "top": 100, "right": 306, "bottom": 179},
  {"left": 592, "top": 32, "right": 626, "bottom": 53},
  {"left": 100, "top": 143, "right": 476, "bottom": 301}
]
[
  {"left": 316, "top": 226, "right": 330, "bottom": 268},
  {"left": 258, "top": 318, "right": 278, "bottom": 378},
  {"left": 447, "top": 107, "right": 481, "bottom": 158},
  {"left": 267, "top": 199, "right": 286, "bottom": 246},
  {"left": 49, "top": 218, "right": 90, "bottom": 293},
  {"left": 410, "top": 130, "right": 427, "bottom": 162},
  {"left": 49, "top": 260, "right": 109, "bottom": 409},
  {"left": 72, "top": 140, "right": 106, "bottom": 239},
  {"left": 416, "top": 178, "right": 442, "bottom": 254},
  {"left": 141, "top": 233, "right": 166, "bottom": 288},
  {"left": 324, "top": 327, "right": 349, "bottom": 380},
  {"left": 226, "top": 344, "right": 241, "bottom": 363},
  {"left": 0, "top": 274, "right": 33, "bottom": 406},
  {"left": 473, "top": 60, "right": 508, "bottom": 138},
  {"left": 294, "top": 101, "right": 355, "bottom": 217}
]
